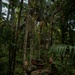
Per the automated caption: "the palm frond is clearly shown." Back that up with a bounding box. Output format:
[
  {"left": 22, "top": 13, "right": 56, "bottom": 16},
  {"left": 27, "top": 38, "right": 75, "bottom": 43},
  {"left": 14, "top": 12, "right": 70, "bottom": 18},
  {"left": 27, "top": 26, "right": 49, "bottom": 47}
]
[{"left": 48, "top": 45, "right": 75, "bottom": 58}]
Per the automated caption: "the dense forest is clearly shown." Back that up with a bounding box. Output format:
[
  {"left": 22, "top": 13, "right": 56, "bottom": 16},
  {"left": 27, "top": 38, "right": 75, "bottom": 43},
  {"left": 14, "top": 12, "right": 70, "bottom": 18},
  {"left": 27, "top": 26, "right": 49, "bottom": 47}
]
[{"left": 0, "top": 0, "right": 75, "bottom": 75}]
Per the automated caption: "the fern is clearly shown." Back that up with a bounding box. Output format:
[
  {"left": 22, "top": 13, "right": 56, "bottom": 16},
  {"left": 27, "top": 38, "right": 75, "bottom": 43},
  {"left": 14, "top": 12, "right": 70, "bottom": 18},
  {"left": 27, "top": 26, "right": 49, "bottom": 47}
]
[{"left": 48, "top": 45, "right": 75, "bottom": 75}]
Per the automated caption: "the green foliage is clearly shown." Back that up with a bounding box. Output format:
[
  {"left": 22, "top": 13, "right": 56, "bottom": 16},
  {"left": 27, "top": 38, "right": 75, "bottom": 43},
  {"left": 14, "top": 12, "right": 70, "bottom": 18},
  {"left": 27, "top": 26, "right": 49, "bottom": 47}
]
[
  {"left": 0, "top": 0, "right": 75, "bottom": 75},
  {"left": 48, "top": 45, "right": 75, "bottom": 75}
]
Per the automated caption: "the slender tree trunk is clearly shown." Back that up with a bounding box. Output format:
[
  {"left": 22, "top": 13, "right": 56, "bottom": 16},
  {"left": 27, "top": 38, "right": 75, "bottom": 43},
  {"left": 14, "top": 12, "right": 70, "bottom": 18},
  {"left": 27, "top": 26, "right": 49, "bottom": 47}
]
[
  {"left": 8, "top": 43, "right": 13, "bottom": 75},
  {"left": 37, "top": 21, "right": 45, "bottom": 59},
  {"left": 23, "top": 1, "right": 31, "bottom": 74},
  {"left": 23, "top": 15, "right": 29, "bottom": 75},
  {"left": 8, "top": 0, "right": 16, "bottom": 74},
  {"left": 46, "top": 22, "right": 53, "bottom": 50},
  {"left": 9, "top": 0, "right": 23, "bottom": 75},
  {"left": 38, "top": 22, "right": 43, "bottom": 59},
  {"left": 29, "top": 17, "right": 35, "bottom": 65},
  {"left": 30, "top": 39, "right": 33, "bottom": 65},
  {"left": 11, "top": 6, "right": 16, "bottom": 75},
  {"left": 8, "top": 30, "right": 16, "bottom": 75},
  {"left": 8, "top": 2, "right": 14, "bottom": 75}
]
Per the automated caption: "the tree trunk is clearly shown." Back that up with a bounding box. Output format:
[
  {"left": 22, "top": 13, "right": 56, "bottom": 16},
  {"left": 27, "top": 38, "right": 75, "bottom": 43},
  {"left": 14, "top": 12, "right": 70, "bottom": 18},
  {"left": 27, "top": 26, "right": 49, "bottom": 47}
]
[
  {"left": 30, "top": 39, "right": 33, "bottom": 65},
  {"left": 29, "top": 17, "right": 35, "bottom": 65},
  {"left": 23, "top": 15, "right": 29, "bottom": 75},
  {"left": 8, "top": 1, "right": 16, "bottom": 74},
  {"left": 8, "top": 43, "right": 13, "bottom": 75},
  {"left": 38, "top": 22, "right": 43, "bottom": 59},
  {"left": 46, "top": 22, "right": 53, "bottom": 50}
]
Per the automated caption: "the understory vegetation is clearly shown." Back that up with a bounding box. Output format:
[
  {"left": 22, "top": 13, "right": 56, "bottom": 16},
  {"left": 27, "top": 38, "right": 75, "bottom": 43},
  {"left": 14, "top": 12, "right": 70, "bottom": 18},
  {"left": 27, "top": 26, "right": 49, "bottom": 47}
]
[{"left": 0, "top": 0, "right": 75, "bottom": 75}]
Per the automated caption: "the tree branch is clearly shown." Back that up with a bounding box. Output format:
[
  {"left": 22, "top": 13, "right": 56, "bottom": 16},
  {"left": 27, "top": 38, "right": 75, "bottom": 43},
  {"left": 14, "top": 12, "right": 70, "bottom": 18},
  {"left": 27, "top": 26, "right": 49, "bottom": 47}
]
[{"left": 50, "top": 0, "right": 65, "bottom": 21}]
